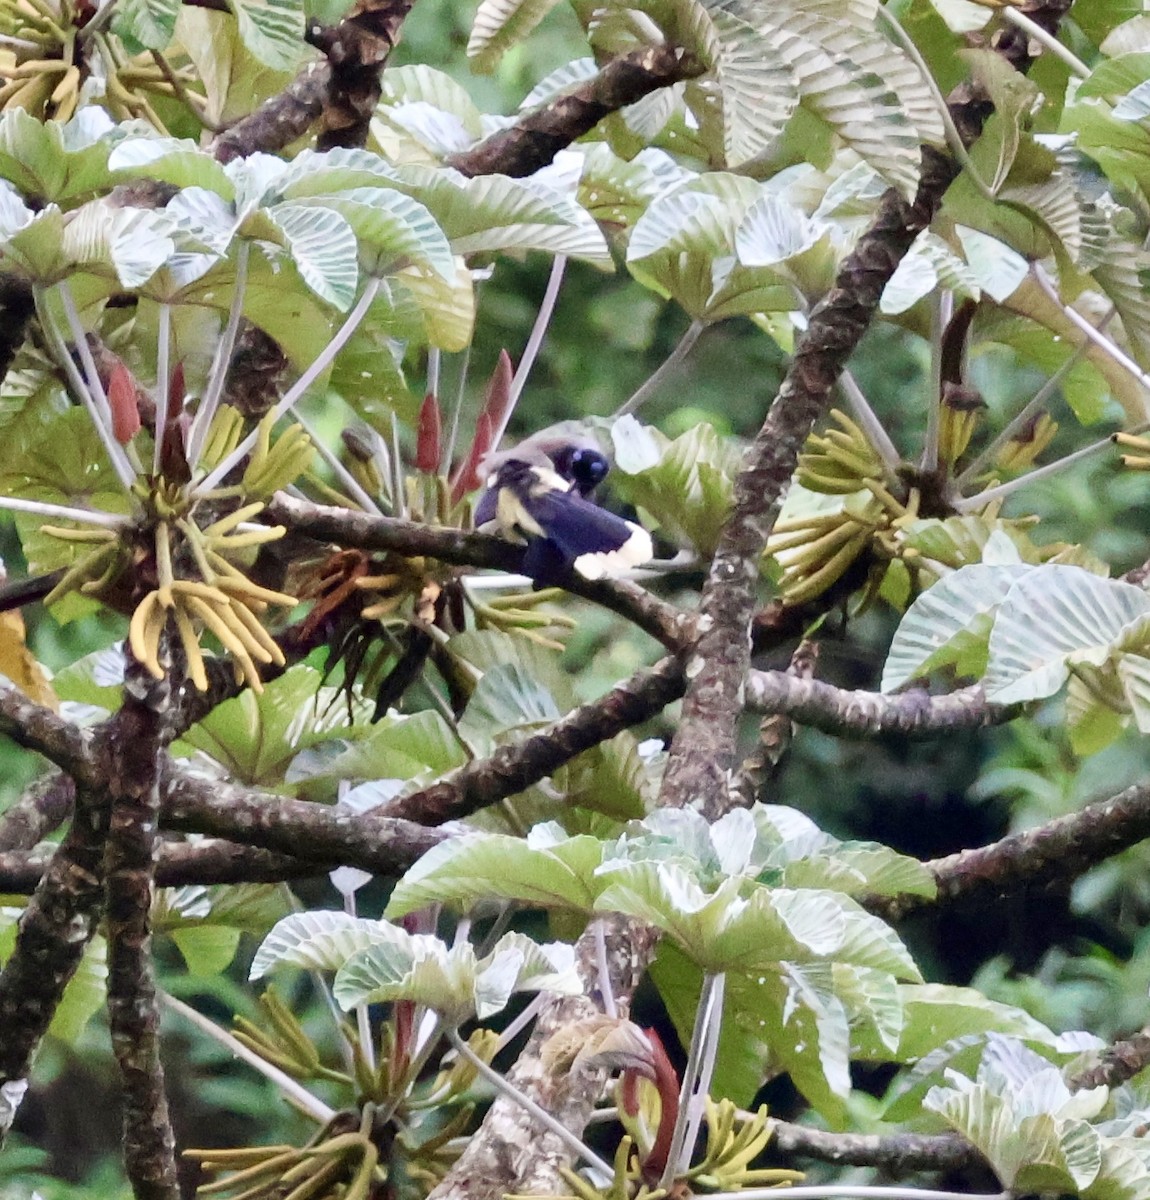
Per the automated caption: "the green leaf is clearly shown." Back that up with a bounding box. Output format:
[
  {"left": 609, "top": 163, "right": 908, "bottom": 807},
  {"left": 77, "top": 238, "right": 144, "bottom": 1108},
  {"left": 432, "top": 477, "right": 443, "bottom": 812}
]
[
  {"left": 458, "top": 662, "right": 562, "bottom": 756},
  {"left": 288, "top": 188, "right": 456, "bottom": 282},
  {"left": 175, "top": 666, "right": 352, "bottom": 786},
  {"left": 112, "top": 0, "right": 180, "bottom": 50},
  {"left": 263, "top": 203, "right": 360, "bottom": 310},
  {"left": 251, "top": 910, "right": 405, "bottom": 977},
  {"left": 385, "top": 828, "right": 604, "bottom": 917},
  {"left": 230, "top": 0, "right": 304, "bottom": 71},
  {"left": 610, "top": 418, "right": 739, "bottom": 556},
  {"left": 709, "top": 8, "right": 798, "bottom": 167},
  {"left": 171, "top": 926, "right": 243, "bottom": 976},
  {"left": 330, "top": 929, "right": 580, "bottom": 1020},
  {"left": 108, "top": 137, "right": 236, "bottom": 199},
  {"left": 50, "top": 934, "right": 107, "bottom": 1043},
  {"left": 467, "top": 0, "right": 566, "bottom": 73},
  {"left": 62, "top": 202, "right": 177, "bottom": 290},
  {"left": 985, "top": 565, "right": 1150, "bottom": 703},
  {"left": 882, "top": 563, "right": 1033, "bottom": 691}
]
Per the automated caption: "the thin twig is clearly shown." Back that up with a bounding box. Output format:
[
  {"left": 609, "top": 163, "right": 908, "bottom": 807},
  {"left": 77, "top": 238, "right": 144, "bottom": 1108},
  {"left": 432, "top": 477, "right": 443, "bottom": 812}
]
[{"left": 1001, "top": 6, "right": 1089, "bottom": 77}]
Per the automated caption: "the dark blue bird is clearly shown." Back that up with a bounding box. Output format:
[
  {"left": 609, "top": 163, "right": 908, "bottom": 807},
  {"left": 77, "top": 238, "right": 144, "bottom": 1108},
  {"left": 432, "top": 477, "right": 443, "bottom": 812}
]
[{"left": 474, "top": 436, "right": 651, "bottom": 581}]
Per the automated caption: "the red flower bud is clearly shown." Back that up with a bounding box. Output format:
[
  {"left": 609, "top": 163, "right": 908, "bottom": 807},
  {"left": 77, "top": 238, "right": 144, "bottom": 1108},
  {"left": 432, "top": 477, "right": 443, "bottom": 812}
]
[
  {"left": 107, "top": 359, "right": 140, "bottom": 444},
  {"left": 416, "top": 391, "right": 442, "bottom": 474},
  {"left": 449, "top": 350, "right": 514, "bottom": 503}
]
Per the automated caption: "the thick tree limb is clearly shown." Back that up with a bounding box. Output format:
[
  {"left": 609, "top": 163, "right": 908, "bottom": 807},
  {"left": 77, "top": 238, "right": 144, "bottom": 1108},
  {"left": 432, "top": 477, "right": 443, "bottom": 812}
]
[
  {"left": 98, "top": 658, "right": 180, "bottom": 1200},
  {"left": 447, "top": 45, "right": 704, "bottom": 179},
  {"left": 267, "top": 494, "right": 690, "bottom": 648},
  {"left": 1071, "top": 1028, "right": 1150, "bottom": 1090},
  {"left": 0, "top": 771, "right": 75, "bottom": 852},
  {"left": 162, "top": 771, "right": 447, "bottom": 869},
  {"left": 383, "top": 655, "right": 686, "bottom": 825},
  {"left": 657, "top": 0, "right": 1073, "bottom": 820},
  {"left": 745, "top": 674, "right": 1019, "bottom": 737},
  {"left": 0, "top": 782, "right": 111, "bottom": 1137},
  {"left": 875, "top": 777, "right": 1150, "bottom": 921},
  {"left": 770, "top": 1122, "right": 980, "bottom": 1172},
  {"left": 311, "top": 0, "right": 415, "bottom": 151},
  {"left": 0, "top": 838, "right": 319, "bottom": 892}
]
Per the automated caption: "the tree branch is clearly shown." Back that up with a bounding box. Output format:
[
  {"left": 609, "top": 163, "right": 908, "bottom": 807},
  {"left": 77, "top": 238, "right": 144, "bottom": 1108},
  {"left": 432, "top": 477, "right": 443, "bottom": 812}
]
[
  {"left": 875, "top": 778, "right": 1150, "bottom": 921},
  {"left": 1070, "top": 1028, "right": 1150, "bottom": 1091},
  {"left": 0, "top": 838, "right": 320, "bottom": 893},
  {"left": 0, "top": 771, "right": 75, "bottom": 852},
  {"left": 769, "top": 1122, "right": 981, "bottom": 1173},
  {"left": 447, "top": 45, "right": 704, "bottom": 179},
  {"left": 266, "top": 494, "right": 690, "bottom": 649},
  {"left": 98, "top": 656, "right": 180, "bottom": 1200},
  {"left": 745, "top": 675, "right": 1019, "bottom": 738},
  {"left": 383, "top": 654, "right": 686, "bottom": 825}
]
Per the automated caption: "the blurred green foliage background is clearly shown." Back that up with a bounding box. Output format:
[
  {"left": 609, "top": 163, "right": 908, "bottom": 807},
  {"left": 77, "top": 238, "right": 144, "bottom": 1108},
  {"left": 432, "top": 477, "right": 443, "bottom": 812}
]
[{"left": 7, "top": 0, "right": 1150, "bottom": 1194}]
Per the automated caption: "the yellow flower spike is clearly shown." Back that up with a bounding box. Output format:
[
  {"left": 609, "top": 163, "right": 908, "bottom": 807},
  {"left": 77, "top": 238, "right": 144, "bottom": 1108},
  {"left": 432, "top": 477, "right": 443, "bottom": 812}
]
[
  {"left": 173, "top": 604, "right": 209, "bottom": 692},
  {"left": 128, "top": 590, "right": 167, "bottom": 679},
  {"left": 184, "top": 595, "right": 264, "bottom": 691},
  {"left": 207, "top": 525, "right": 287, "bottom": 550},
  {"left": 38, "top": 524, "right": 117, "bottom": 544},
  {"left": 202, "top": 501, "right": 268, "bottom": 538},
  {"left": 228, "top": 601, "right": 287, "bottom": 667}
]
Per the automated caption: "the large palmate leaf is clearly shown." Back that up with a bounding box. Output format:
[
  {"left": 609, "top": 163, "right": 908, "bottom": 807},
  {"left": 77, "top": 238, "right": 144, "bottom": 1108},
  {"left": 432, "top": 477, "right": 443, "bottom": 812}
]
[
  {"left": 0, "top": 108, "right": 132, "bottom": 204},
  {"left": 386, "top": 824, "right": 605, "bottom": 917},
  {"left": 284, "top": 188, "right": 456, "bottom": 282},
  {"left": 253, "top": 914, "right": 580, "bottom": 1021},
  {"left": 923, "top": 1039, "right": 1108, "bottom": 1191},
  {"left": 261, "top": 203, "right": 360, "bottom": 310},
  {"left": 611, "top": 417, "right": 740, "bottom": 555},
  {"left": 112, "top": 0, "right": 181, "bottom": 51},
  {"left": 984, "top": 565, "right": 1150, "bottom": 703},
  {"left": 230, "top": 0, "right": 305, "bottom": 71},
  {"left": 594, "top": 861, "right": 920, "bottom": 979},
  {"left": 882, "top": 561, "right": 1034, "bottom": 692},
  {"left": 174, "top": 666, "right": 355, "bottom": 786},
  {"left": 62, "top": 202, "right": 178, "bottom": 290}
]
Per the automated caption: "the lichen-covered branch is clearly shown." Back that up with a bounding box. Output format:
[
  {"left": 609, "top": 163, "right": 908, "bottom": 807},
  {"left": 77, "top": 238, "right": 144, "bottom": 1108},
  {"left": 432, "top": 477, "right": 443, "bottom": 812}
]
[
  {"left": 447, "top": 45, "right": 703, "bottom": 179},
  {"left": 267, "top": 494, "right": 690, "bottom": 648},
  {"left": 98, "top": 657, "right": 179, "bottom": 1200},
  {"left": 385, "top": 654, "right": 686, "bottom": 825},
  {"left": 0, "top": 679, "right": 93, "bottom": 781},
  {"left": 311, "top": 0, "right": 415, "bottom": 150},
  {"left": 876, "top": 777, "right": 1150, "bottom": 921},
  {"left": 657, "top": 0, "right": 1073, "bottom": 819},
  {"left": 0, "top": 838, "right": 319, "bottom": 893},
  {"left": 0, "top": 771, "right": 75, "bottom": 852},
  {"left": 770, "top": 1121, "right": 980, "bottom": 1172},
  {"left": 1071, "top": 1028, "right": 1150, "bottom": 1090},
  {"left": 161, "top": 770, "right": 448, "bottom": 867},
  {"left": 745, "top": 674, "right": 1019, "bottom": 738},
  {"left": 0, "top": 783, "right": 111, "bottom": 1142}
]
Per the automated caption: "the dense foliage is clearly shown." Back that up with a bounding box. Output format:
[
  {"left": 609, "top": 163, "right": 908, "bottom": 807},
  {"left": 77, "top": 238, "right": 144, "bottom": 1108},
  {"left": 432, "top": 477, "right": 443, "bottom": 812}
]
[{"left": 7, "top": 0, "right": 1150, "bottom": 1199}]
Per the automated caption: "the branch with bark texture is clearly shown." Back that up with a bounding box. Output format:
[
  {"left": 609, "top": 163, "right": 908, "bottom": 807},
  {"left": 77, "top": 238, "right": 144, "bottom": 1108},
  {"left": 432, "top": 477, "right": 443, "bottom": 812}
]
[
  {"left": 98, "top": 657, "right": 179, "bottom": 1200},
  {"left": 446, "top": 45, "right": 704, "bottom": 178},
  {"left": 213, "top": 0, "right": 414, "bottom": 160},
  {"left": 745, "top": 674, "right": 1019, "bottom": 737},
  {"left": 267, "top": 493, "right": 691, "bottom": 649},
  {"left": 874, "top": 777, "right": 1150, "bottom": 921}
]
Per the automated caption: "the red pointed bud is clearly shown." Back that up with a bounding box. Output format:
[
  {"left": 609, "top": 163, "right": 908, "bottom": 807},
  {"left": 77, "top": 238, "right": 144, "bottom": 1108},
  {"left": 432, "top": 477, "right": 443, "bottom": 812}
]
[
  {"left": 449, "top": 350, "right": 515, "bottom": 503},
  {"left": 416, "top": 391, "right": 443, "bottom": 474},
  {"left": 451, "top": 411, "right": 495, "bottom": 505},
  {"left": 169, "top": 361, "right": 186, "bottom": 410},
  {"left": 108, "top": 359, "right": 141, "bottom": 444},
  {"left": 478, "top": 349, "right": 514, "bottom": 435}
]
